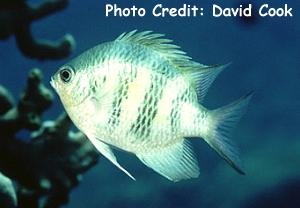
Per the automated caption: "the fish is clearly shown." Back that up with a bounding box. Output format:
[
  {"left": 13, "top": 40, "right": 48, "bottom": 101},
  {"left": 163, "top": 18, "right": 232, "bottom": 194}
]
[{"left": 50, "top": 30, "right": 252, "bottom": 182}]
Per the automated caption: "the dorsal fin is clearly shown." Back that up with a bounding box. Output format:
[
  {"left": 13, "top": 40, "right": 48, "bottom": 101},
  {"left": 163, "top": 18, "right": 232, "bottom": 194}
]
[
  {"left": 184, "top": 64, "right": 230, "bottom": 102},
  {"left": 115, "top": 30, "right": 207, "bottom": 71},
  {"left": 115, "top": 30, "right": 227, "bottom": 102}
]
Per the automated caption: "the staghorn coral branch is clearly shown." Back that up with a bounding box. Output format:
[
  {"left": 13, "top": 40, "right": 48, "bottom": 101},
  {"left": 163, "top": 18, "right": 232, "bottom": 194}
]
[
  {"left": 0, "top": 68, "right": 99, "bottom": 208},
  {"left": 0, "top": 0, "right": 75, "bottom": 60},
  {"left": 0, "top": 172, "right": 17, "bottom": 208},
  {"left": 27, "top": 0, "right": 69, "bottom": 21},
  {"left": 0, "top": 86, "right": 14, "bottom": 115},
  {"left": 0, "top": 68, "right": 52, "bottom": 135}
]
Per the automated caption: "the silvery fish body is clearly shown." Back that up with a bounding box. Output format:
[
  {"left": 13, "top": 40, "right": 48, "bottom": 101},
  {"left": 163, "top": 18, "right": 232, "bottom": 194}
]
[{"left": 51, "top": 31, "right": 251, "bottom": 181}]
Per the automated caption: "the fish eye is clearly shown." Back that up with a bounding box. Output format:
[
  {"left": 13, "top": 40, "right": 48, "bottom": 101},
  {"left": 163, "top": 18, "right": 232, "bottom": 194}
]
[{"left": 59, "top": 66, "right": 74, "bottom": 83}]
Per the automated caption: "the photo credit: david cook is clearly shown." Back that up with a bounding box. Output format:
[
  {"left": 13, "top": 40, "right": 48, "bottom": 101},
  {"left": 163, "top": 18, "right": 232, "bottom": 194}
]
[{"left": 103, "top": 2, "right": 294, "bottom": 18}]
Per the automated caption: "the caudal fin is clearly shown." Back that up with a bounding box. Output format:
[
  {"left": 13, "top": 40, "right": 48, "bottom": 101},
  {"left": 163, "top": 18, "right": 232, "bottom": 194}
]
[{"left": 203, "top": 92, "right": 253, "bottom": 174}]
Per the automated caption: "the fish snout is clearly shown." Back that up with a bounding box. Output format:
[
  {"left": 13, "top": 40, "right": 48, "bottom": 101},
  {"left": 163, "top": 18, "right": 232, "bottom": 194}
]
[{"left": 50, "top": 76, "right": 57, "bottom": 90}]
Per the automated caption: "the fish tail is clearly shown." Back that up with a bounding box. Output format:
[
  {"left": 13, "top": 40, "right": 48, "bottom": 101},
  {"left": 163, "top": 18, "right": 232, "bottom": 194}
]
[{"left": 201, "top": 92, "right": 253, "bottom": 174}]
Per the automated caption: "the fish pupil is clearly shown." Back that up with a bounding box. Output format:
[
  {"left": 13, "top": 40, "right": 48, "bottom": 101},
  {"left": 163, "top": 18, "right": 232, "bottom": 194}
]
[{"left": 59, "top": 67, "right": 72, "bottom": 83}]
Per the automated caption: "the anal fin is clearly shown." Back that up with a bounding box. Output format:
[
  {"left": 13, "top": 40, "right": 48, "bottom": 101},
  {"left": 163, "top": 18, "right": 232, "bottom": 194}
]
[
  {"left": 88, "top": 136, "right": 136, "bottom": 180},
  {"left": 136, "top": 139, "right": 199, "bottom": 182}
]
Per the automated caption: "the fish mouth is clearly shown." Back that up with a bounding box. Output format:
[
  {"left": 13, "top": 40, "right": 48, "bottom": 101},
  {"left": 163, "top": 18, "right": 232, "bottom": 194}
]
[{"left": 50, "top": 77, "right": 57, "bottom": 90}]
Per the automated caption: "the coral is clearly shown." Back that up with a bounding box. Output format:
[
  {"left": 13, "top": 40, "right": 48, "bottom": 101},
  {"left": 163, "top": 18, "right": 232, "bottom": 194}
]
[
  {"left": 0, "top": 172, "right": 17, "bottom": 208},
  {"left": 0, "top": 69, "right": 99, "bottom": 208},
  {"left": 0, "top": 0, "right": 75, "bottom": 60}
]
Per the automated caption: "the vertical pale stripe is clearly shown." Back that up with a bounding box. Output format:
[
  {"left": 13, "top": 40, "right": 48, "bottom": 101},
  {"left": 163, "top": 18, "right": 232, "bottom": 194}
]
[
  {"left": 180, "top": 103, "right": 198, "bottom": 136},
  {"left": 151, "top": 77, "right": 185, "bottom": 132},
  {"left": 95, "top": 59, "right": 127, "bottom": 126},
  {"left": 119, "top": 65, "right": 153, "bottom": 132}
]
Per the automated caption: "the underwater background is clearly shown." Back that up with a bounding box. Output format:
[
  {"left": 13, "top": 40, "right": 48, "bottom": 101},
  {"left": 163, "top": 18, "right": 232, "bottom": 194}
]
[{"left": 1, "top": 0, "right": 299, "bottom": 207}]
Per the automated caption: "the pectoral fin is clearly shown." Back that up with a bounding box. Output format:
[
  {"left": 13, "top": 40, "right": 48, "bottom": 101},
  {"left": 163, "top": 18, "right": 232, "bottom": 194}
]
[
  {"left": 88, "top": 136, "right": 136, "bottom": 180},
  {"left": 136, "top": 139, "right": 199, "bottom": 182}
]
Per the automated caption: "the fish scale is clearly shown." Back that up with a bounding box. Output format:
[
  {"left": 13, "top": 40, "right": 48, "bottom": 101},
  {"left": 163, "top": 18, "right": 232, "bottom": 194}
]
[
  {"left": 107, "top": 73, "right": 130, "bottom": 128},
  {"left": 51, "top": 30, "right": 252, "bottom": 181},
  {"left": 129, "top": 73, "right": 165, "bottom": 141}
]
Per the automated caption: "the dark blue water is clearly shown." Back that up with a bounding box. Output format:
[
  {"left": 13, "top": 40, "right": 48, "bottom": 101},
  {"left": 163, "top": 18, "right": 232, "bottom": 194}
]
[{"left": 1, "top": 1, "right": 300, "bottom": 207}]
